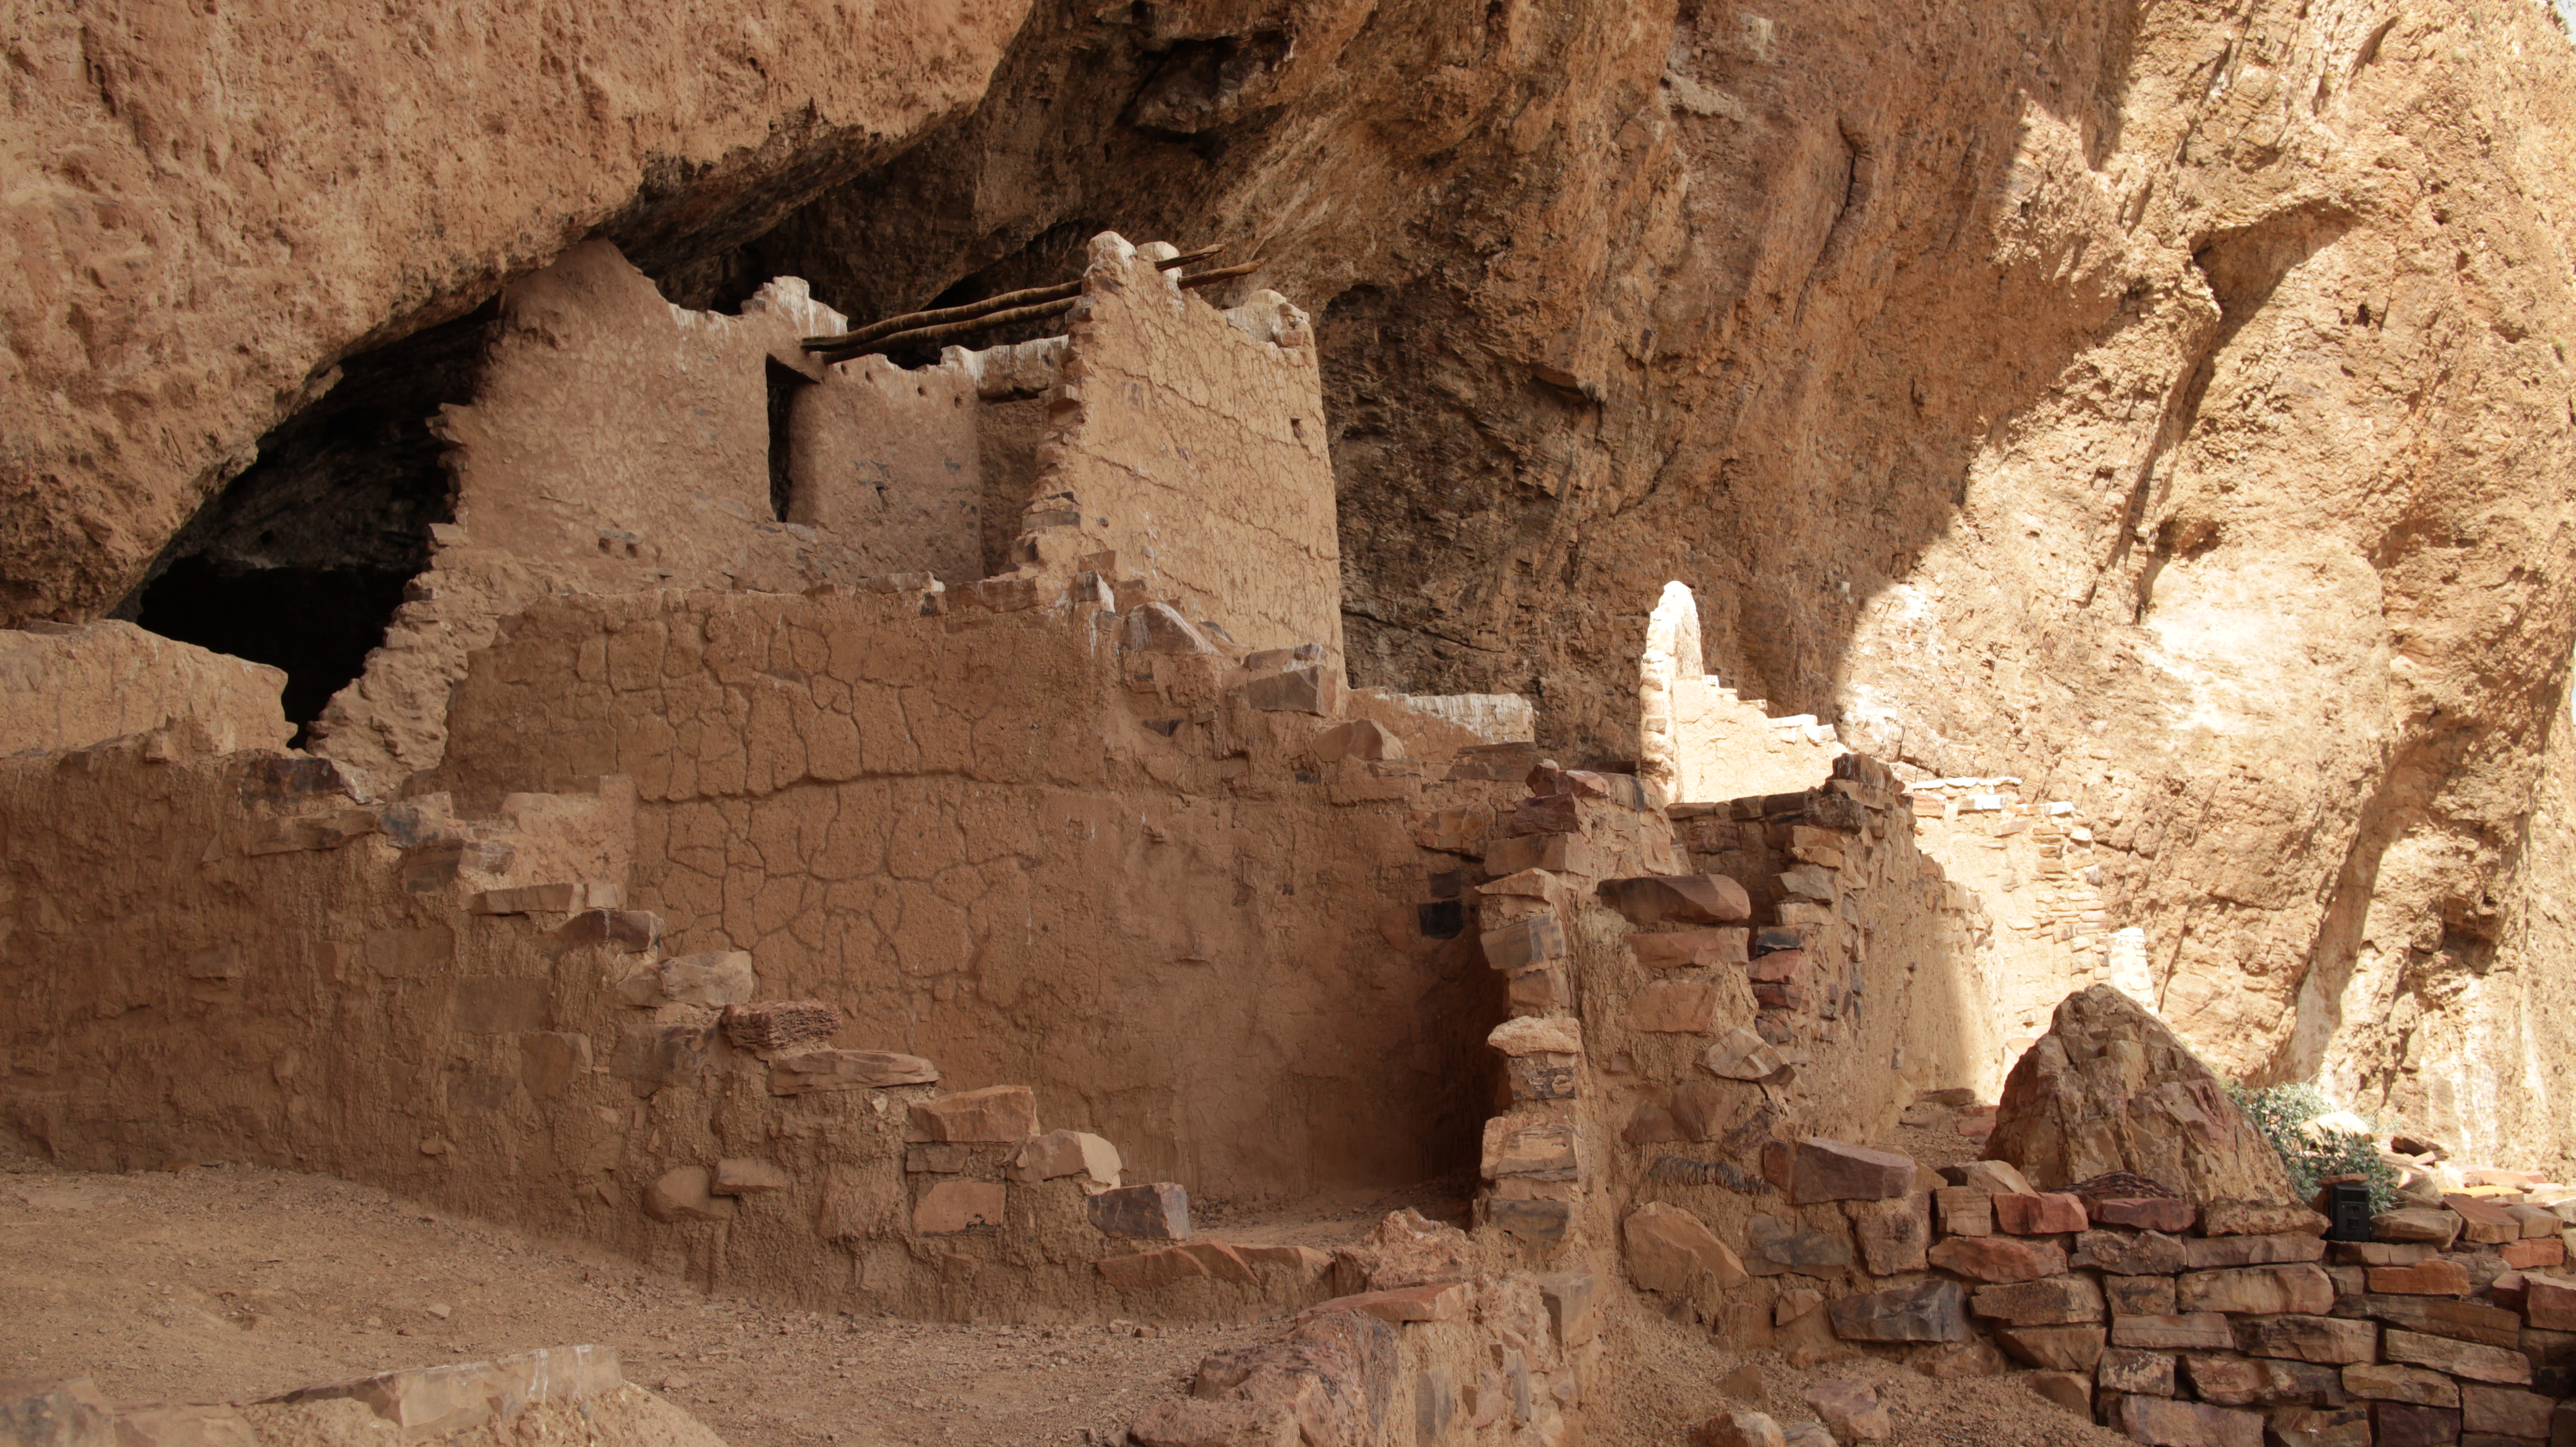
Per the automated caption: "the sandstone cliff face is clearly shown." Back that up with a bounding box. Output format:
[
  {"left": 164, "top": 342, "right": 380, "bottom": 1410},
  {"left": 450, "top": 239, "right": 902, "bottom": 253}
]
[
  {"left": 6, "top": 1, "right": 2576, "bottom": 1170},
  {"left": 0, "top": 0, "right": 1033, "bottom": 623}
]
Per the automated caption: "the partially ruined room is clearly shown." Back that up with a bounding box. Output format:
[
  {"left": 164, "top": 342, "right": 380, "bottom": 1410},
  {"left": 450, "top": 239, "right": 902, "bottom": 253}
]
[{"left": 8, "top": 3, "right": 2576, "bottom": 1447}]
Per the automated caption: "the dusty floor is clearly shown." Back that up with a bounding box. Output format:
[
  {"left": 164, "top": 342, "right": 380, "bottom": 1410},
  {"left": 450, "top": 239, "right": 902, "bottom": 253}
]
[
  {"left": 5, "top": 1142, "right": 2135, "bottom": 1447},
  {"left": 1591, "top": 1303, "right": 2139, "bottom": 1447},
  {"left": 0, "top": 1153, "right": 1258, "bottom": 1447}
]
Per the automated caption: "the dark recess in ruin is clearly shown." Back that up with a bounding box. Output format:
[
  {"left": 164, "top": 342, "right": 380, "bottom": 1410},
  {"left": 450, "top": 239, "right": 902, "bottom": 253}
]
[
  {"left": 765, "top": 357, "right": 807, "bottom": 523},
  {"left": 117, "top": 302, "right": 494, "bottom": 744}
]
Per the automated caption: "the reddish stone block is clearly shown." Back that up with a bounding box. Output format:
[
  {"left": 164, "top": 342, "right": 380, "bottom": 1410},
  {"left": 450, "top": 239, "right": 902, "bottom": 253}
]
[
  {"left": 2179, "top": 1353, "right": 2342, "bottom": 1408},
  {"left": 2383, "top": 1328, "right": 2534, "bottom": 1385},
  {"left": 1480, "top": 914, "right": 1568, "bottom": 970},
  {"left": 2201, "top": 1201, "right": 2330, "bottom": 1237},
  {"left": 2461, "top": 1386, "right": 2555, "bottom": 1440},
  {"left": 2098, "top": 1349, "right": 2175, "bottom": 1398},
  {"left": 908, "top": 1084, "right": 1038, "bottom": 1142},
  {"left": 1746, "top": 948, "right": 1805, "bottom": 983},
  {"left": 1927, "top": 1235, "right": 2067, "bottom": 1284},
  {"left": 2369, "top": 1259, "right": 2473, "bottom": 1296},
  {"left": 1969, "top": 1275, "right": 2105, "bottom": 1326},
  {"left": 2526, "top": 1273, "right": 2576, "bottom": 1330},
  {"left": 2107, "top": 1394, "right": 2264, "bottom": 1447},
  {"left": 1995, "top": 1324, "right": 2106, "bottom": 1372},
  {"left": 1089, "top": 1182, "right": 1191, "bottom": 1239},
  {"left": 2230, "top": 1314, "right": 2378, "bottom": 1365},
  {"left": 2078, "top": 1228, "right": 2188, "bottom": 1276},
  {"left": 1760, "top": 1136, "right": 1917, "bottom": 1204},
  {"left": 2500, "top": 1237, "right": 2565, "bottom": 1271},
  {"left": 1993, "top": 1192, "right": 2087, "bottom": 1234},
  {"left": 1597, "top": 874, "right": 1754, "bottom": 925},
  {"left": 1825, "top": 1280, "right": 1971, "bottom": 1343},
  {"left": 2109, "top": 1314, "right": 2235, "bottom": 1352},
  {"left": 1628, "top": 928, "right": 1750, "bottom": 969},
  {"left": 2176, "top": 1265, "right": 2335, "bottom": 1316},
  {"left": 1934, "top": 1187, "right": 1993, "bottom": 1237},
  {"left": 2371, "top": 1402, "right": 2463, "bottom": 1447},
  {"left": 2443, "top": 1195, "right": 2520, "bottom": 1247},
  {"left": 2179, "top": 1232, "right": 2328, "bottom": 1269}
]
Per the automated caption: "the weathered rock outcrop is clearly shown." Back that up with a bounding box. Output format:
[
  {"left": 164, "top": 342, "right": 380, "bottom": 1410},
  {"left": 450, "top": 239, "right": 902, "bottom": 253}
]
[
  {"left": 1984, "top": 986, "right": 2295, "bottom": 1205},
  {"left": 0, "top": 0, "right": 1032, "bottom": 625},
  {"left": 5, "top": 0, "right": 2576, "bottom": 1170}
]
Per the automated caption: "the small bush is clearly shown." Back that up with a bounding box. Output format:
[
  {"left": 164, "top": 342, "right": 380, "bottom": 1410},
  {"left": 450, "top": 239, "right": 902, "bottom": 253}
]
[{"left": 2228, "top": 1081, "right": 2401, "bottom": 1214}]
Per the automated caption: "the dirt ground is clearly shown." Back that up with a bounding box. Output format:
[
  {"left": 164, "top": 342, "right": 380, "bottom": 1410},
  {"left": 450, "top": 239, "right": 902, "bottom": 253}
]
[
  {"left": 0, "top": 1152, "right": 1258, "bottom": 1447},
  {"left": 1588, "top": 1304, "right": 2139, "bottom": 1447},
  {"left": 3, "top": 1143, "right": 2136, "bottom": 1447}
]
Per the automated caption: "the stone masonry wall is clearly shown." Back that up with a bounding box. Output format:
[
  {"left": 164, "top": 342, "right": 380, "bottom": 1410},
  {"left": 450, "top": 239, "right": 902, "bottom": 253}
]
[{"left": 1619, "top": 1133, "right": 2576, "bottom": 1447}]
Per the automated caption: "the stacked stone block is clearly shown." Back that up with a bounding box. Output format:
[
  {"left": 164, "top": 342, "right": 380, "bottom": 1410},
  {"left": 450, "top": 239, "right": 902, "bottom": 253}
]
[
  {"left": 1621, "top": 1124, "right": 2576, "bottom": 1447},
  {"left": 1906, "top": 775, "right": 2124, "bottom": 1061}
]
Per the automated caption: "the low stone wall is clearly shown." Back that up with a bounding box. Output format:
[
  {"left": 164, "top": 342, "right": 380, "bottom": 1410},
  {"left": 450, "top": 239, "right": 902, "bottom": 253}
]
[{"left": 1619, "top": 1137, "right": 2576, "bottom": 1447}]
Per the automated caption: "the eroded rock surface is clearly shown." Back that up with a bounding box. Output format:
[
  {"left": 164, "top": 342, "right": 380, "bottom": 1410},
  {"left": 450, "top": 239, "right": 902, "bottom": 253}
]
[{"left": 1983, "top": 986, "right": 2295, "bottom": 1205}]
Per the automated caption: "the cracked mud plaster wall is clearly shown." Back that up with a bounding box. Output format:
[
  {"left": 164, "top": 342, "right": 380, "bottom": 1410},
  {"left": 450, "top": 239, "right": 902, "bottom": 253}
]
[
  {"left": 0, "top": 0, "right": 1033, "bottom": 627},
  {"left": 421, "top": 590, "right": 1500, "bottom": 1202},
  {"left": 0, "top": 735, "right": 1359, "bottom": 1320}
]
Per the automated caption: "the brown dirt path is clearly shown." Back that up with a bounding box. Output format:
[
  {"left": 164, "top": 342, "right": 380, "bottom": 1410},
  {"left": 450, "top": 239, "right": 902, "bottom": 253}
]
[{"left": 0, "top": 1153, "right": 1255, "bottom": 1446}]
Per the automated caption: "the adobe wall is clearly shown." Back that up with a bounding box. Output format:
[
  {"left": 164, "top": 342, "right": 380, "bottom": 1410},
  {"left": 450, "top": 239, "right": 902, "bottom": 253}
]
[
  {"left": 785, "top": 340, "right": 1066, "bottom": 583},
  {"left": 419, "top": 587, "right": 1498, "bottom": 1200},
  {"left": 0, "top": 588, "right": 1535, "bottom": 1321},
  {"left": 307, "top": 241, "right": 881, "bottom": 785},
  {"left": 1009, "top": 235, "right": 1345, "bottom": 659}
]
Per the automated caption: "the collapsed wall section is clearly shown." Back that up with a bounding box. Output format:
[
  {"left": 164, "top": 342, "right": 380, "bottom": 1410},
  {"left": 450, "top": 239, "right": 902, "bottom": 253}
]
[{"left": 307, "top": 241, "right": 883, "bottom": 785}]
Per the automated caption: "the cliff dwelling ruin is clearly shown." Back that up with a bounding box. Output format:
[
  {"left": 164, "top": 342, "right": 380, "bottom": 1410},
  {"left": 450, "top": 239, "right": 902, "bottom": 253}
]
[{"left": 7, "top": 3, "right": 2576, "bottom": 1446}]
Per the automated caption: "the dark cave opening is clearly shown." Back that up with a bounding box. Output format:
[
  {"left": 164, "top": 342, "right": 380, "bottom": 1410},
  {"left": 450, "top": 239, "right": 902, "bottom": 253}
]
[
  {"left": 133, "top": 559, "right": 415, "bottom": 739},
  {"left": 118, "top": 302, "right": 493, "bottom": 746}
]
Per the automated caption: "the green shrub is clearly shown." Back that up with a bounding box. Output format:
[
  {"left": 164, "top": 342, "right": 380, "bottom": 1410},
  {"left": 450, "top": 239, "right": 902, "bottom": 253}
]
[{"left": 2228, "top": 1081, "right": 2400, "bottom": 1214}]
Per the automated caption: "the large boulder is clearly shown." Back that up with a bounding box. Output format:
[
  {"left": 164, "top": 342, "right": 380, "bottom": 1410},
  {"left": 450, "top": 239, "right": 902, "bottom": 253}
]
[{"left": 1982, "top": 986, "right": 2293, "bottom": 1205}]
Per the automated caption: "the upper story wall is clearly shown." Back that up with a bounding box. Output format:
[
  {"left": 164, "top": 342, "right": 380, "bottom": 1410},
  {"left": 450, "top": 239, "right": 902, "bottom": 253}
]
[
  {"left": 310, "top": 234, "right": 1336, "bottom": 790},
  {"left": 1639, "top": 582, "right": 1845, "bottom": 805},
  {"left": 1013, "top": 235, "right": 1344, "bottom": 659},
  {"left": 307, "top": 242, "right": 878, "bottom": 785}
]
